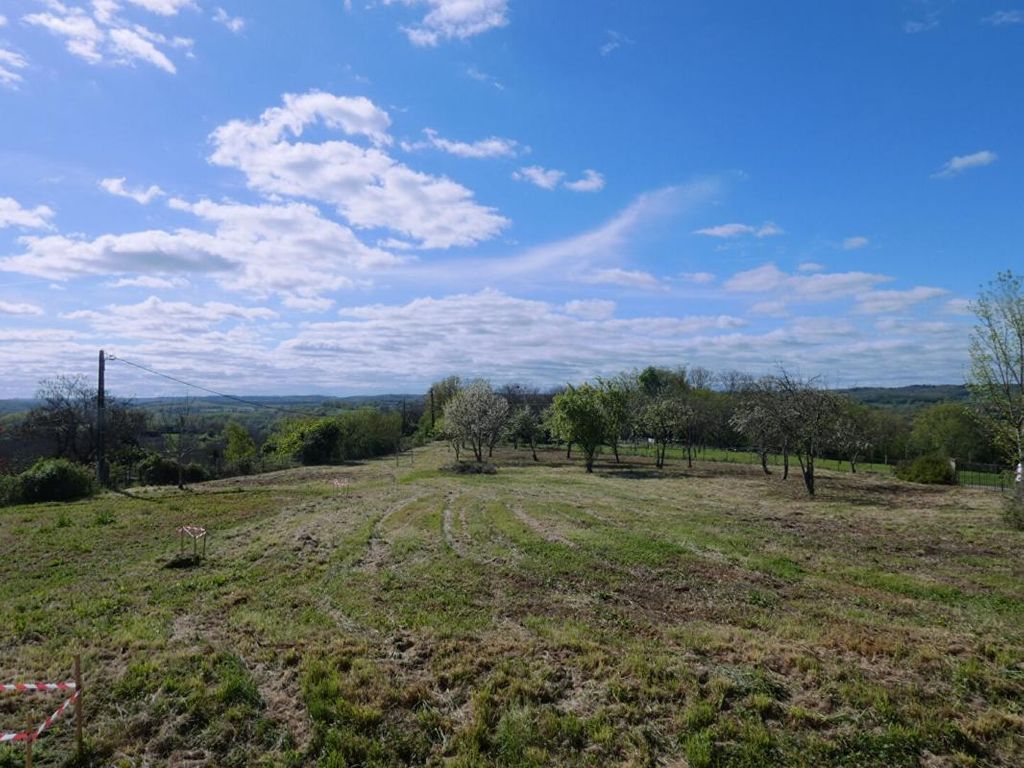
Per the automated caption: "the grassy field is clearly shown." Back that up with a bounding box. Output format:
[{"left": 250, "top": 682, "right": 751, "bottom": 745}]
[
  {"left": 610, "top": 445, "right": 897, "bottom": 476},
  {"left": 0, "top": 445, "right": 1022, "bottom": 767}
]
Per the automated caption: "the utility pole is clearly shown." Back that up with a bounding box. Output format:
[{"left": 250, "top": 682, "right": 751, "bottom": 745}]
[{"left": 96, "top": 350, "right": 109, "bottom": 487}]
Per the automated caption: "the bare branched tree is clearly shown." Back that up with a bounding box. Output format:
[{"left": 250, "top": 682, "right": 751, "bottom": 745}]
[{"left": 969, "top": 270, "right": 1024, "bottom": 499}]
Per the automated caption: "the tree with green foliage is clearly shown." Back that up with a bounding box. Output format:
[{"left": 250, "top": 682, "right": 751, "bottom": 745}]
[
  {"left": 508, "top": 406, "right": 542, "bottom": 461},
  {"left": 223, "top": 419, "right": 257, "bottom": 473},
  {"left": 597, "top": 378, "right": 632, "bottom": 463},
  {"left": 640, "top": 396, "right": 691, "bottom": 469},
  {"left": 910, "top": 403, "right": 993, "bottom": 462},
  {"left": 969, "top": 270, "right": 1024, "bottom": 500},
  {"left": 273, "top": 409, "right": 402, "bottom": 466},
  {"left": 550, "top": 384, "right": 606, "bottom": 472}
]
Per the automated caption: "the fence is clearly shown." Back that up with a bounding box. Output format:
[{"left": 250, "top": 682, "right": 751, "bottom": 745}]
[
  {"left": 1, "top": 655, "right": 83, "bottom": 767},
  {"left": 954, "top": 461, "right": 1016, "bottom": 491}
]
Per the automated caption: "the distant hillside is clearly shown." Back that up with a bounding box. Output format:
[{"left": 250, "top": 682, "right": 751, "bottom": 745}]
[
  {"left": 840, "top": 384, "right": 969, "bottom": 409},
  {"left": 0, "top": 394, "right": 423, "bottom": 418}
]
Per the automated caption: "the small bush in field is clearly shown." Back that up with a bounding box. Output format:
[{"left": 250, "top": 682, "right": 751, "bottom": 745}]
[
  {"left": 10, "top": 458, "right": 96, "bottom": 504},
  {"left": 895, "top": 455, "right": 955, "bottom": 485},
  {"left": 442, "top": 461, "right": 498, "bottom": 475}
]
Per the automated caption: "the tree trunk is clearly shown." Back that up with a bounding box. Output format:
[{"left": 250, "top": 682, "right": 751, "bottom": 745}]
[
  {"left": 800, "top": 455, "right": 815, "bottom": 496},
  {"left": 686, "top": 442, "right": 693, "bottom": 469},
  {"left": 612, "top": 440, "right": 620, "bottom": 464},
  {"left": 566, "top": 441, "right": 572, "bottom": 459},
  {"left": 760, "top": 449, "right": 771, "bottom": 476},
  {"left": 585, "top": 448, "right": 595, "bottom": 473},
  {"left": 783, "top": 449, "right": 790, "bottom": 480}
]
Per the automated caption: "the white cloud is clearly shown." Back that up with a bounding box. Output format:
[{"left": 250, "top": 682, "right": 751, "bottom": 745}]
[
  {"left": 107, "top": 26, "right": 175, "bottom": 72},
  {"left": 63, "top": 295, "right": 275, "bottom": 338},
  {"left": 212, "top": 7, "right": 244, "bottom": 33},
  {"left": 466, "top": 66, "right": 503, "bottom": 90},
  {"left": 944, "top": 298, "right": 972, "bottom": 316},
  {"left": 386, "top": 0, "right": 509, "bottom": 46},
  {"left": 0, "top": 15, "right": 7, "bottom": 26},
  {"left": 514, "top": 166, "right": 605, "bottom": 192},
  {"left": 0, "top": 47, "right": 29, "bottom": 87},
  {"left": 855, "top": 286, "right": 948, "bottom": 314},
  {"left": 580, "top": 268, "right": 660, "bottom": 289},
  {"left": 282, "top": 295, "right": 334, "bottom": 312},
  {"left": 904, "top": 19, "right": 938, "bottom": 34},
  {"left": 513, "top": 165, "right": 565, "bottom": 190},
  {"left": 0, "top": 301, "right": 44, "bottom": 316},
  {"left": 681, "top": 271, "right": 715, "bottom": 284},
  {"left": 563, "top": 299, "right": 616, "bottom": 320},
  {"left": 600, "top": 30, "right": 633, "bottom": 56},
  {"left": 402, "top": 128, "right": 518, "bottom": 158},
  {"left": 473, "top": 183, "right": 718, "bottom": 282},
  {"left": 0, "top": 197, "right": 55, "bottom": 230},
  {"left": 693, "top": 221, "right": 783, "bottom": 238},
  {"left": 123, "top": 0, "right": 197, "bottom": 15},
  {"left": 750, "top": 300, "right": 790, "bottom": 317},
  {"left": 109, "top": 275, "right": 189, "bottom": 289},
  {"left": 564, "top": 169, "right": 606, "bottom": 193},
  {"left": 23, "top": 1, "right": 193, "bottom": 74},
  {"left": 932, "top": 150, "right": 998, "bottom": 179},
  {"left": 725, "top": 263, "right": 891, "bottom": 304},
  {"left": 23, "top": 5, "right": 105, "bottom": 64},
  {"left": 280, "top": 289, "right": 747, "bottom": 387},
  {"left": 796, "top": 262, "right": 824, "bottom": 273},
  {"left": 842, "top": 236, "right": 869, "bottom": 250},
  {"left": 209, "top": 91, "right": 508, "bottom": 249},
  {"left": 1, "top": 198, "right": 402, "bottom": 304},
  {"left": 983, "top": 10, "right": 1024, "bottom": 25},
  {"left": 100, "top": 177, "right": 165, "bottom": 204}
]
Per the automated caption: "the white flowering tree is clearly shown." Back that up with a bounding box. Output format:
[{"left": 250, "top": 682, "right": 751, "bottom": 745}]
[{"left": 443, "top": 380, "right": 510, "bottom": 463}]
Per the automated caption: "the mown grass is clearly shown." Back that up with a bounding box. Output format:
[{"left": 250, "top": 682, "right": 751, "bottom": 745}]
[{"left": 0, "top": 445, "right": 1021, "bottom": 766}]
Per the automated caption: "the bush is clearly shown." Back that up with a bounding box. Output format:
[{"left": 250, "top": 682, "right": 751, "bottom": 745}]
[
  {"left": 137, "top": 454, "right": 210, "bottom": 485},
  {"left": 895, "top": 455, "right": 955, "bottom": 485},
  {"left": 442, "top": 461, "right": 497, "bottom": 475},
  {"left": 2, "top": 458, "right": 96, "bottom": 505},
  {"left": 272, "top": 409, "right": 403, "bottom": 466}
]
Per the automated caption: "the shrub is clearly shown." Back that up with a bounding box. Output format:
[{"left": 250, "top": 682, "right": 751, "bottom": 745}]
[
  {"left": 137, "top": 454, "right": 210, "bottom": 485},
  {"left": 9, "top": 458, "right": 96, "bottom": 504},
  {"left": 272, "top": 409, "right": 402, "bottom": 466},
  {"left": 137, "top": 454, "right": 180, "bottom": 485},
  {"left": 442, "top": 461, "right": 497, "bottom": 475},
  {"left": 895, "top": 455, "right": 955, "bottom": 485}
]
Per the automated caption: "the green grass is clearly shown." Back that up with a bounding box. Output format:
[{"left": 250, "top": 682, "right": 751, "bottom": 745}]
[{"left": 0, "top": 445, "right": 1021, "bottom": 766}]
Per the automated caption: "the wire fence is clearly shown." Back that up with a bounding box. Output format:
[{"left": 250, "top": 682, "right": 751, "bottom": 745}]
[
  {"left": 954, "top": 462, "right": 1017, "bottom": 491},
  {"left": 608, "top": 444, "right": 1020, "bottom": 491}
]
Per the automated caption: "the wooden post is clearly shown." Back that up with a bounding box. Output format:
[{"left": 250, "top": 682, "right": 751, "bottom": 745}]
[
  {"left": 74, "top": 653, "right": 83, "bottom": 753},
  {"left": 24, "top": 721, "right": 33, "bottom": 768}
]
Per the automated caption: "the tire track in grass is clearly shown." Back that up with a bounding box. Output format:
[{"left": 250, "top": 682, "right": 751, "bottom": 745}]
[
  {"left": 358, "top": 491, "right": 433, "bottom": 572},
  {"left": 511, "top": 504, "right": 577, "bottom": 548}
]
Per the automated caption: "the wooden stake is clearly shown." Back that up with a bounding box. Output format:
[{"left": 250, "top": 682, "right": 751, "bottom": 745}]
[
  {"left": 73, "top": 654, "right": 83, "bottom": 753},
  {"left": 24, "top": 722, "right": 33, "bottom": 768}
]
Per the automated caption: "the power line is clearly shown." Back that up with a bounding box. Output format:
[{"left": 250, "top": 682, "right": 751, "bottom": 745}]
[{"left": 107, "top": 354, "right": 313, "bottom": 416}]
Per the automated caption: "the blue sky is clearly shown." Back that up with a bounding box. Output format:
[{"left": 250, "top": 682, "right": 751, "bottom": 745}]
[{"left": 0, "top": 0, "right": 1021, "bottom": 397}]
